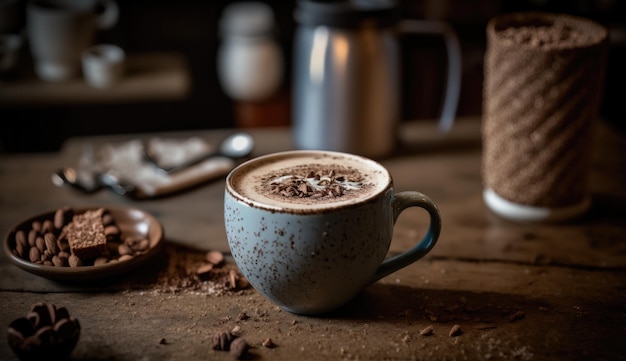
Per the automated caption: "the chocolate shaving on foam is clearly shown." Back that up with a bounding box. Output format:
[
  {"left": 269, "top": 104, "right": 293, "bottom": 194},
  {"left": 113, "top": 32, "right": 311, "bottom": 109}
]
[{"left": 264, "top": 166, "right": 365, "bottom": 199}]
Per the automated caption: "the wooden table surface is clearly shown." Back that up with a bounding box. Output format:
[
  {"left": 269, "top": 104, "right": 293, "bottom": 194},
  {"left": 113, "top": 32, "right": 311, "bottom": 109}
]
[{"left": 1, "top": 117, "right": 625, "bottom": 361}]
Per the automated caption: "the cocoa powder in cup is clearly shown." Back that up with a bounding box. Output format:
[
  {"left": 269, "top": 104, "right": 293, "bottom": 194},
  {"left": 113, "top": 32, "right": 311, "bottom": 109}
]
[{"left": 228, "top": 151, "right": 388, "bottom": 211}]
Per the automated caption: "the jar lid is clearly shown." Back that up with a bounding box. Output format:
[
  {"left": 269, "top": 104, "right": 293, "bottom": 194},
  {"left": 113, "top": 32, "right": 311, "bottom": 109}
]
[
  {"left": 219, "top": 2, "right": 276, "bottom": 37},
  {"left": 294, "top": 0, "right": 401, "bottom": 28}
]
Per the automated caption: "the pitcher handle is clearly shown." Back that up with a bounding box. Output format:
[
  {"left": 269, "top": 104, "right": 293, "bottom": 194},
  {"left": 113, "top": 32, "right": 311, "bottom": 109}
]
[
  {"left": 398, "top": 20, "right": 462, "bottom": 133},
  {"left": 96, "top": 0, "right": 119, "bottom": 30},
  {"left": 370, "top": 191, "right": 441, "bottom": 283}
]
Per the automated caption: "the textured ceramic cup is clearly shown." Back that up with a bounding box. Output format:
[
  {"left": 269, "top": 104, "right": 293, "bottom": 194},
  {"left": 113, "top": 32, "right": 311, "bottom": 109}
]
[
  {"left": 224, "top": 150, "right": 441, "bottom": 315},
  {"left": 482, "top": 12, "right": 608, "bottom": 222}
]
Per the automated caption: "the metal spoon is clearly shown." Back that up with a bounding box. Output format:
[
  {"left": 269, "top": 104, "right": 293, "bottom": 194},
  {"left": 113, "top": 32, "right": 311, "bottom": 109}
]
[
  {"left": 143, "top": 132, "right": 254, "bottom": 174},
  {"left": 51, "top": 168, "right": 136, "bottom": 197}
]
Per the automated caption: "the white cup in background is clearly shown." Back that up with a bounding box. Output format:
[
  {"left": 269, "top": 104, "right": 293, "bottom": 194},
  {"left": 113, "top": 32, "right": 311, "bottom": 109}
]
[
  {"left": 82, "top": 44, "right": 125, "bottom": 88},
  {"left": 27, "top": 0, "right": 119, "bottom": 82}
]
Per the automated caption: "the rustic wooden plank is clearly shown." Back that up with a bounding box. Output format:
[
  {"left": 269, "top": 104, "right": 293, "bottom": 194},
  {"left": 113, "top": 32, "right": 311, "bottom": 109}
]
[{"left": 1, "top": 259, "right": 623, "bottom": 360}]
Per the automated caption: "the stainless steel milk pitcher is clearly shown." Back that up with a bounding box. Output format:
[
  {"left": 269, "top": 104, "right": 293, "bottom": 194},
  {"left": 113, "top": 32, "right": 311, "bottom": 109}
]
[{"left": 292, "top": 0, "right": 461, "bottom": 158}]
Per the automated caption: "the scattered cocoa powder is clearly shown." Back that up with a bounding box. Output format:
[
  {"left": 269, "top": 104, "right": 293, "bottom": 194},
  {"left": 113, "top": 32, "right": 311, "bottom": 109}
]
[{"left": 152, "top": 247, "right": 250, "bottom": 296}]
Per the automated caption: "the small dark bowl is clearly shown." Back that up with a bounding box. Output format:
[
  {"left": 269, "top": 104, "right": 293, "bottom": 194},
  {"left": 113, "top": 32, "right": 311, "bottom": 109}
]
[{"left": 3, "top": 206, "right": 164, "bottom": 281}]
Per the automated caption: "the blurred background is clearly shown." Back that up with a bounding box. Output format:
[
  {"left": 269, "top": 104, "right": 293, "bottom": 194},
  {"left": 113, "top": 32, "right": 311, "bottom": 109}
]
[{"left": 1, "top": 0, "right": 624, "bottom": 153}]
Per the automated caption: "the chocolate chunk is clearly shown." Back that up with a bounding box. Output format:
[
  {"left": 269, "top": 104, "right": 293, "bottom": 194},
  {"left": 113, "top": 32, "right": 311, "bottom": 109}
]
[{"left": 63, "top": 208, "right": 107, "bottom": 259}]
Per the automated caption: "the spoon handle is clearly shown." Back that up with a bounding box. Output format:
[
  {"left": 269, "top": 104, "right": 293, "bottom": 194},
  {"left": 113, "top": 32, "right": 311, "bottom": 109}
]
[
  {"left": 158, "top": 151, "right": 219, "bottom": 174},
  {"left": 142, "top": 140, "right": 220, "bottom": 174}
]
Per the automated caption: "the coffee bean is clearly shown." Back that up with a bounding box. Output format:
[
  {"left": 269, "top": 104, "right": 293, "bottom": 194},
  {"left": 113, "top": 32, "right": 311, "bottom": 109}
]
[
  {"left": 52, "top": 255, "right": 66, "bottom": 267},
  {"left": 237, "top": 277, "right": 250, "bottom": 290},
  {"left": 118, "top": 244, "right": 133, "bottom": 256},
  {"left": 127, "top": 237, "right": 149, "bottom": 253},
  {"left": 6, "top": 326, "right": 25, "bottom": 349},
  {"left": 28, "top": 230, "right": 37, "bottom": 247},
  {"left": 228, "top": 270, "right": 238, "bottom": 290},
  {"left": 26, "top": 311, "right": 40, "bottom": 329},
  {"left": 31, "top": 303, "right": 55, "bottom": 327},
  {"left": 31, "top": 221, "right": 42, "bottom": 233},
  {"left": 44, "top": 233, "right": 59, "bottom": 254},
  {"left": 230, "top": 337, "right": 250, "bottom": 359},
  {"left": 35, "top": 236, "right": 45, "bottom": 253},
  {"left": 53, "top": 318, "right": 76, "bottom": 340},
  {"left": 42, "top": 220, "right": 54, "bottom": 234},
  {"left": 206, "top": 250, "right": 224, "bottom": 265},
  {"left": 420, "top": 325, "right": 434, "bottom": 336},
  {"left": 94, "top": 257, "right": 108, "bottom": 266},
  {"left": 34, "top": 326, "right": 54, "bottom": 345},
  {"left": 118, "top": 254, "right": 133, "bottom": 262},
  {"left": 15, "top": 230, "right": 26, "bottom": 248},
  {"left": 196, "top": 263, "right": 214, "bottom": 280},
  {"left": 68, "top": 255, "right": 82, "bottom": 267},
  {"left": 58, "top": 254, "right": 69, "bottom": 265},
  {"left": 104, "top": 225, "right": 120, "bottom": 239},
  {"left": 15, "top": 242, "right": 25, "bottom": 259},
  {"left": 102, "top": 213, "right": 114, "bottom": 226},
  {"left": 55, "top": 307, "right": 70, "bottom": 321},
  {"left": 54, "top": 208, "right": 65, "bottom": 230},
  {"left": 57, "top": 239, "right": 70, "bottom": 253},
  {"left": 509, "top": 310, "right": 525, "bottom": 322},
  {"left": 449, "top": 324, "right": 462, "bottom": 337},
  {"left": 211, "top": 332, "right": 236, "bottom": 351},
  {"left": 29, "top": 247, "right": 41, "bottom": 263}
]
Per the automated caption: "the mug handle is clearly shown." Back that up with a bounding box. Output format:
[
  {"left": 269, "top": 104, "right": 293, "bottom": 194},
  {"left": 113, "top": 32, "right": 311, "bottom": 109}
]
[
  {"left": 96, "top": 0, "right": 119, "bottom": 30},
  {"left": 370, "top": 191, "right": 441, "bottom": 283},
  {"left": 398, "top": 20, "right": 462, "bottom": 133}
]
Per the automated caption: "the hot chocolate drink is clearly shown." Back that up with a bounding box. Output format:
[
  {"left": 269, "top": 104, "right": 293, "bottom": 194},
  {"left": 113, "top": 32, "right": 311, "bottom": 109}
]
[
  {"left": 224, "top": 150, "right": 442, "bottom": 314},
  {"left": 227, "top": 151, "right": 390, "bottom": 210}
]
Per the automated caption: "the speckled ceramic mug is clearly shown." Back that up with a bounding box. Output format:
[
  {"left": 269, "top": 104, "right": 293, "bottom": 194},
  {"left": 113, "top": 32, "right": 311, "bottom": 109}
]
[{"left": 224, "top": 150, "right": 441, "bottom": 315}]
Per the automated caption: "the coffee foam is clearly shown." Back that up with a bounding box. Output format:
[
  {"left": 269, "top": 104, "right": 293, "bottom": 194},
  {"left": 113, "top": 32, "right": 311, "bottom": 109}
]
[{"left": 228, "top": 151, "right": 390, "bottom": 210}]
